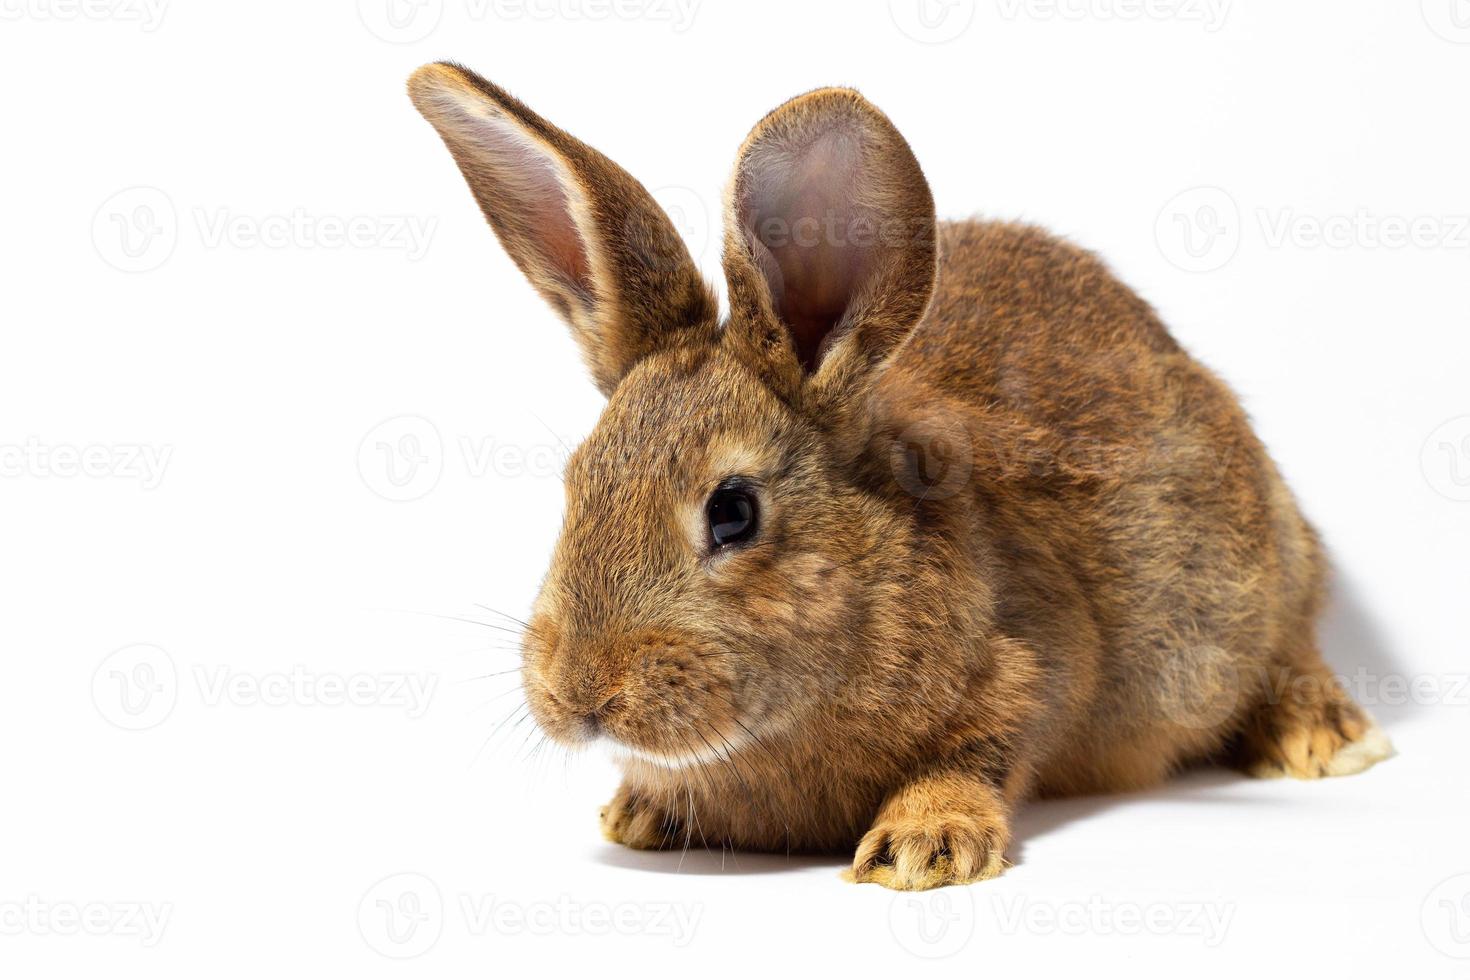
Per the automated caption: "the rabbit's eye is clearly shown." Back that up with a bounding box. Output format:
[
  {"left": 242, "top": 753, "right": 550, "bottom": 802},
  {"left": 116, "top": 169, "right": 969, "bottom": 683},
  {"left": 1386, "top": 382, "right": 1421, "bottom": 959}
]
[{"left": 707, "top": 482, "right": 759, "bottom": 549}]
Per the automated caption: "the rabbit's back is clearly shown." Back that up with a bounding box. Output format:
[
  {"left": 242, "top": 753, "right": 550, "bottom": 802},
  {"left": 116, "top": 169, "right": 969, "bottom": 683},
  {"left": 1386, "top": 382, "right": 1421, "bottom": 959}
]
[
  {"left": 903, "top": 220, "right": 1190, "bottom": 438},
  {"left": 888, "top": 220, "right": 1327, "bottom": 792}
]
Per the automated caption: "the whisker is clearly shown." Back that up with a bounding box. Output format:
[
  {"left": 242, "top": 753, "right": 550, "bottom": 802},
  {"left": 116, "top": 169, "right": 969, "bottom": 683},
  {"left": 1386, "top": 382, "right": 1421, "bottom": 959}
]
[
  {"left": 472, "top": 604, "right": 537, "bottom": 633},
  {"left": 468, "top": 698, "right": 528, "bottom": 770},
  {"left": 698, "top": 720, "right": 792, "bottom": 857},
  {"left": 459, "top": 667, "right": 524, "bottom": 682},
  {"left": 393, "top": 608, "right": 529, "bottom": 638},
  {"left": 465, "top": 684, "right": 528, "bottom": 714}
]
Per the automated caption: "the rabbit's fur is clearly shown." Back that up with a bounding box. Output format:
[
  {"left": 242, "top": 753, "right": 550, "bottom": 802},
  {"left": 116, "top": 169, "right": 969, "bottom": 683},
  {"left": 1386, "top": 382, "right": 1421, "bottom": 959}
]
[{"left": 409, "top": 63, "right": 1393, "bottom": 890}]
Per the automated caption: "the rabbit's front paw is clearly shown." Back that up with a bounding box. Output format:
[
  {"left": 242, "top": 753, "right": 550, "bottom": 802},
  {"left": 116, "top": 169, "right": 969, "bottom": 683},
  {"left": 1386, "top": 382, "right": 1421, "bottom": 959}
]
[
  {"left": 849, "top": 798, "right": 1010, "bottom": 891},
  {"left": 599, "top": 784, "right": 681, "bottom": 850}
]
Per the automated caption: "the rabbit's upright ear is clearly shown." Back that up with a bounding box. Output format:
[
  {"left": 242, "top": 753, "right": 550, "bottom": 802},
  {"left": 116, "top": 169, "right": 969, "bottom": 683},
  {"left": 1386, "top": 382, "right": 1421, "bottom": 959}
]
[
  {"left": 721, "top": 88, "right": 937, "bottom": 405},
  {"left": 409, "top": 63, "right": 718, "bottom": 395}
]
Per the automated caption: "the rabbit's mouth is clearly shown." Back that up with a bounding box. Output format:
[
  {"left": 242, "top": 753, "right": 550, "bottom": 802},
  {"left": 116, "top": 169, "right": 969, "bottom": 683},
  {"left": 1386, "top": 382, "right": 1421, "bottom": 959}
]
[
  {"left": 527, "top": 678, "right": 755, "bottom": 768},
  {"left": 521, "top": 626, "right": 754, "bottom": 761}
]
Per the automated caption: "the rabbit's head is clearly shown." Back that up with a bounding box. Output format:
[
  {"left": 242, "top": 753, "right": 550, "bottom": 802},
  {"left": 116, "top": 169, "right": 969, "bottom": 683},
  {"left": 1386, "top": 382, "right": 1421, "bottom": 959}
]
[{"left": 409, "top": 64, "right": 944, "bottom": 767}]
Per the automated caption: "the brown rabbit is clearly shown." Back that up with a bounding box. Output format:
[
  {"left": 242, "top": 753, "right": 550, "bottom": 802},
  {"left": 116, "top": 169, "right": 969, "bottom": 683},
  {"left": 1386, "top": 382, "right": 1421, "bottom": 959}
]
[{"left": 408, "top": 62, "right": 1394, "bottom": 890}]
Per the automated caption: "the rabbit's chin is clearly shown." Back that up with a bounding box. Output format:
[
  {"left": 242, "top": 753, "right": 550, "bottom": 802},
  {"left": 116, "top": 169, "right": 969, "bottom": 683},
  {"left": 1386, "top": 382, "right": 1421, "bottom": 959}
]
[{"left": 598, "top": 733, "right": 751, "bottom": 772}]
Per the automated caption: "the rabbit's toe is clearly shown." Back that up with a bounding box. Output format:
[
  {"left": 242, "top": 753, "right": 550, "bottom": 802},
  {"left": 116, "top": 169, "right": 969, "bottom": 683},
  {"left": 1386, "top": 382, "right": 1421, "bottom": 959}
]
[
  {"left": 599, "top": 785, "right": 681, "bottom": 849},
  {"left": 848, "top": 810, "right": 1009, "bottom": 890},
  {"left": 1233, "top": 665, "right": 1395, "bottom": 780}
]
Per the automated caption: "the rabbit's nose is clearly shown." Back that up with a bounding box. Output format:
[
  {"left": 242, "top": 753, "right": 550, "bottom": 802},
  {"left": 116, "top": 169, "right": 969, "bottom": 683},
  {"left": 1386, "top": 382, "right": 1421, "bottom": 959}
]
[
  {"left": 573, "top": 691, "right": 623, "bottom": 734},
  {"left": 546, "top": 677, "right": 622, "bottom": 736}
]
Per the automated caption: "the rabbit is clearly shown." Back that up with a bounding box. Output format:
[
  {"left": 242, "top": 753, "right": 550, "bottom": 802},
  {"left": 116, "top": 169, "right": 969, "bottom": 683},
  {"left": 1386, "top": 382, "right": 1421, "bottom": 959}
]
[{"left": 407, "top": 62, "right": 1395, "bottom": 890}]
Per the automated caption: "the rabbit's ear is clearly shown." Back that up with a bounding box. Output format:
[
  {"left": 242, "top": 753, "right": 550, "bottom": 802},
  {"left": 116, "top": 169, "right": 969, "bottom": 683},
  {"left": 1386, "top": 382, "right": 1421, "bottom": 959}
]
[
  {"left": 409, "top": 63, "right": 717, "bottom": 395},
  {"left": 717, "top": 87, "right": 934, "bottom": 402},
  {"left": 721, "top": 88, "right": 937, "bottom": 403}
]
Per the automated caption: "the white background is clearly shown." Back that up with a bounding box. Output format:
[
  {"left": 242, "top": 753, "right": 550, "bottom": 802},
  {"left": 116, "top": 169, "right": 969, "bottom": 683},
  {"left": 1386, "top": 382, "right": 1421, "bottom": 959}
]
[{"left": 2, "top": 0, "right": 1468, "bottom": 976}]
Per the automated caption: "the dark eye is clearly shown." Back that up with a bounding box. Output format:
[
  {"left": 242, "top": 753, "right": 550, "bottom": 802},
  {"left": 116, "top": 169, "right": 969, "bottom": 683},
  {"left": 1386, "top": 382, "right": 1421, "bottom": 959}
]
[{"left": 707, "top": 482, "right": 759, "bottom": 549}]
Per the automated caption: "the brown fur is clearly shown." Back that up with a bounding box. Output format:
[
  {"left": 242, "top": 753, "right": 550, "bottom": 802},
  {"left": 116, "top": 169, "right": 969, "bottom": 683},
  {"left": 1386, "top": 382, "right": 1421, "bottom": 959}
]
[{"left": 408, "top": 63, "right": 1393, "bottom": 891}]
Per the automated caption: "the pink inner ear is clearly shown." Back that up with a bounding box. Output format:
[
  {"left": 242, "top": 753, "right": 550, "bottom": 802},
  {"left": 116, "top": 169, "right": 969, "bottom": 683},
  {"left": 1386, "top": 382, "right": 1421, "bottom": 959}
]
[
  {"left": 742, "top": 126, "right": 876, "bottom": 370},
  {"left": 434, "top": 95, "right": 594, "bottom": 303}
]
